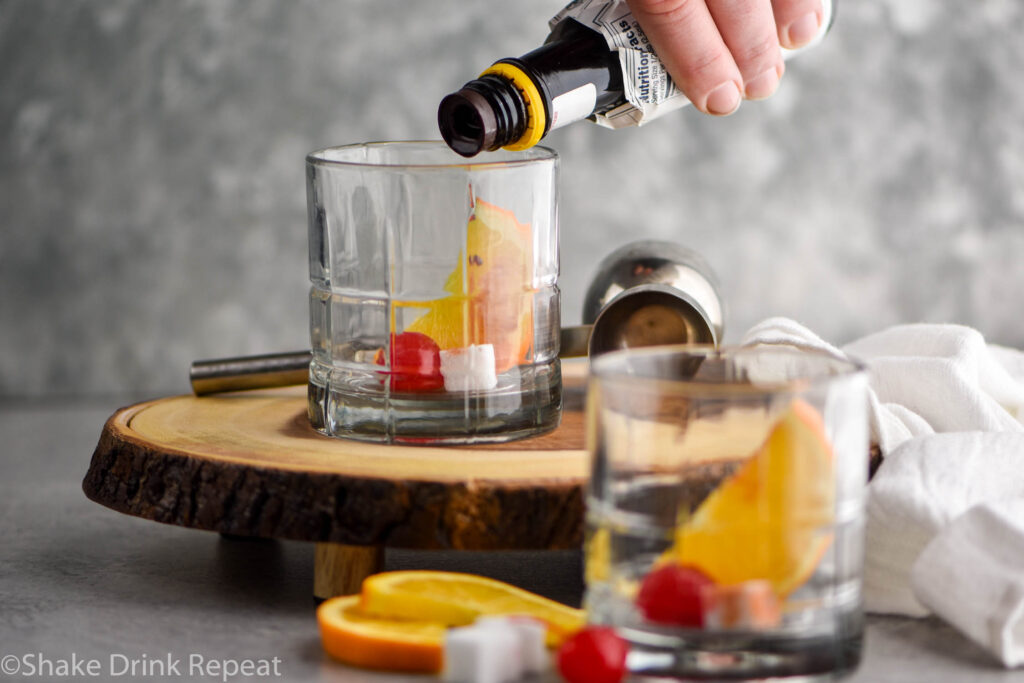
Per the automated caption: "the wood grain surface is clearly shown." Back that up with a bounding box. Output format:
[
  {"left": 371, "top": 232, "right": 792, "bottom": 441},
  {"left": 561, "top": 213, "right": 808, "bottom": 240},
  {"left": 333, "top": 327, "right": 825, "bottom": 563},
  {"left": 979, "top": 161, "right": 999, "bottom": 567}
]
[
  {"left": 82, "top": 385, "right": 588, "bottom": 550},
  {"left": 82, "top": 361, "right": 882, "bottom": 552}
]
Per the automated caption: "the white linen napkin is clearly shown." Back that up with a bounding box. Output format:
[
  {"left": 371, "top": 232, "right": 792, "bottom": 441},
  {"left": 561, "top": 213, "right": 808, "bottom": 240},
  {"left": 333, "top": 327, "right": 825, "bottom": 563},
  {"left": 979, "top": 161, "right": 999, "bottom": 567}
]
[
  {"left": 912, "top": 497, "right": 1024, "bottom": 667},
  {"left": 864, "top": 433, "right": 1024, "bottom": 617},
  {"left": 742, "top": 317, "right": 1024, "bottom": 667},
  {"left": 743, "top": 318, "right": 1024, "bottom": 454}
]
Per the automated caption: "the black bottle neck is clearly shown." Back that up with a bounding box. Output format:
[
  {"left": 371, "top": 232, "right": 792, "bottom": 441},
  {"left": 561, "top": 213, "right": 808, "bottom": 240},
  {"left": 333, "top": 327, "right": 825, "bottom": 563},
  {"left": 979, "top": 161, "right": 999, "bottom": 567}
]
[
  {"left": 438, "top": 74, "right": 529, "bottom": 158},
  {"left": 438, "top": 19, "right": 623, "bottom": 157},
  {"left": 523, "top": 18, "right": 622, "bottom": 113}
]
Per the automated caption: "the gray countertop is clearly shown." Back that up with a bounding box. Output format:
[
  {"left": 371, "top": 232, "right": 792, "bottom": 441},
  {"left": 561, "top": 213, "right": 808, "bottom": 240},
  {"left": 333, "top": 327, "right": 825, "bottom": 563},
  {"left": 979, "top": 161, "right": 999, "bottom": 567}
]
[{"left": 1, "top": 401, "right": 1021, "bottom": 682}]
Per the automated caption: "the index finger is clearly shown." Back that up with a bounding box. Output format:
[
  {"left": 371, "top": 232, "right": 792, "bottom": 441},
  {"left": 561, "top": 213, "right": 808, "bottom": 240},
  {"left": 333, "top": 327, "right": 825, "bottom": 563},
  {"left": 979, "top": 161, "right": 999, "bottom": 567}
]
[{"left": 626, "top": 0, "right": 744, "bottom": 115}]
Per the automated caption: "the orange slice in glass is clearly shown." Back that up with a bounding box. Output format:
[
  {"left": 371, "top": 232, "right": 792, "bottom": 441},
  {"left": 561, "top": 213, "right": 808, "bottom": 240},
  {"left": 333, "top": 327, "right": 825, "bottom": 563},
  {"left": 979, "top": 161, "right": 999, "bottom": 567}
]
[
  {"left": 404, "top": 199, "right": 533, "bottom": 373},
  {"left": 667, "top": 399, "right": 835, "bottom": 597}
]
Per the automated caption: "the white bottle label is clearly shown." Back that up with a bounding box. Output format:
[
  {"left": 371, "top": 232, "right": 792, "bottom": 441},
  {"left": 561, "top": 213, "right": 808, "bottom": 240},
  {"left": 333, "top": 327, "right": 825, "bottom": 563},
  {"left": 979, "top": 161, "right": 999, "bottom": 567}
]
[
  {"left": 549, "top": 83, "right": 598, "bottom": 131},
  {"left": 550, "top": 0, "right": 832, "bottom": 129}
]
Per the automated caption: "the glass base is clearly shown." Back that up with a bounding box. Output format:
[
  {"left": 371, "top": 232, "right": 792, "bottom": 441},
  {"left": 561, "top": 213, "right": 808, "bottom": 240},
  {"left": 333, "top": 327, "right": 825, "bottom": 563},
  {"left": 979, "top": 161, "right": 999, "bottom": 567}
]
[
  {"left": 613, "top": 611, "right": 863, "bottom": 681},
  {"left": 307, "top": 358, "right": 561, "bottom": 445}
]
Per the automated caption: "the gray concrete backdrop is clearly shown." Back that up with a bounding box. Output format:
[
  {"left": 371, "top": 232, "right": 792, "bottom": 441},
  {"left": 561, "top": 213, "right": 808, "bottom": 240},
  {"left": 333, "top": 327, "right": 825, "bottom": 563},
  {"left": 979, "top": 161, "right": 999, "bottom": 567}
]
[{"left": 2, "top": 0, "right": 1023, "bottom": 398}]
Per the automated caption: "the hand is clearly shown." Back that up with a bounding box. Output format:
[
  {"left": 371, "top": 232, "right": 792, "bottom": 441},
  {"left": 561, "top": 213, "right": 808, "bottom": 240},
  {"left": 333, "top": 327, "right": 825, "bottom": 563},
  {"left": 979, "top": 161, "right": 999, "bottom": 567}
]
[{"left": 626, "top": 0, "right": 824, "bottom": 115}]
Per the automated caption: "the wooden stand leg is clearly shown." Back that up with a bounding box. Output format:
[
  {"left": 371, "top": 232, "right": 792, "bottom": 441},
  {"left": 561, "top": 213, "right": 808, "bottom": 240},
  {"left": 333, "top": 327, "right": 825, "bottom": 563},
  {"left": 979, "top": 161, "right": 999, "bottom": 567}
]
[{"left": 314, "top": 542, "right": 385, "bottom": 600}]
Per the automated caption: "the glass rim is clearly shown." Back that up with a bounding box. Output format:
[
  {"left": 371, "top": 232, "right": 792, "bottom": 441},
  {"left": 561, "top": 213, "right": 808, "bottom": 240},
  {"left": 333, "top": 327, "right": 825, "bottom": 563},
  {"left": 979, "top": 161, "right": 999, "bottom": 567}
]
[
  {"left": 590, "top": 344, "right": 867, "bottom": 397},
  {"left": 306, "top": 140, "right": 558, "bottom": 170}
]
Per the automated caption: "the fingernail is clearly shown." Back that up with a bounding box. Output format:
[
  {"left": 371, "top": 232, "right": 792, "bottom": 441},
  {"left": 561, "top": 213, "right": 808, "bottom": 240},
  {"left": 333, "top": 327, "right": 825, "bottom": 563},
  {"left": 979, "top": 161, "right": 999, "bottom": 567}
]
[
  {"left": 785, "top": 12, "right": 821, "bottom": 48},
  {"left": 705, "top": 81, "right": 741, "bottom": 116},
  {"left": 744, "top": 67, "right": 781, "bottom": 100}
]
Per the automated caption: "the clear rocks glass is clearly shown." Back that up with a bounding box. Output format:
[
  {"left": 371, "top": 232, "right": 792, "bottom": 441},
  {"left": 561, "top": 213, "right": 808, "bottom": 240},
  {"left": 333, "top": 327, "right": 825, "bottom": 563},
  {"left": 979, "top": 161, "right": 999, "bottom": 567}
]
[
  {"left": 585, "top": 345, "right": 868, "bottom": 680},
  {"left": 306, "top": 141, "right": 560, "bottom": 444}
]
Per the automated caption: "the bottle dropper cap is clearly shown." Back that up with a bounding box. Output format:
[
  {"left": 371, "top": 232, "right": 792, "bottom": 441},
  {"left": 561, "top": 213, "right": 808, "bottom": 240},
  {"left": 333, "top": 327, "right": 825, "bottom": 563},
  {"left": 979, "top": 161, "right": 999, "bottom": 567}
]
[
  {"left": 438, "top": 68, "right": 536, "bottom": 158},
  {"left": 438, "top": 89, "right": 497, "bottom": 158}
]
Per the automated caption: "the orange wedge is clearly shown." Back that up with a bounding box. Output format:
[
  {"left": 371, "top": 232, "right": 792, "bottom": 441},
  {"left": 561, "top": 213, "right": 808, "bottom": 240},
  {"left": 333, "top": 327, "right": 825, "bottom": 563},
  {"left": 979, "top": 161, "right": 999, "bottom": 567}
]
[
  {"left": 359, "top": 571, "right": 584, "bottom": 647},
  {"left": 317, "top": 595, "right": 445, "bottom": 673},
  {"left": 667, "top": 399, "right": 835, "bottom": 597},
  {"left": 404, "top": 198, "right": 533, "bottom": 373}
]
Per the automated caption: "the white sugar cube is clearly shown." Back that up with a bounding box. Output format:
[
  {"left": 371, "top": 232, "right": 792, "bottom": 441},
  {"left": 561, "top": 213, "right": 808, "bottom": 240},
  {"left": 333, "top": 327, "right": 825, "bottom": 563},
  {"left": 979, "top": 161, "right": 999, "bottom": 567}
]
[
  {"left": 440, "top": 344, "right": 498, "bottom": 392},
  {"left": 476, "top": 616, "right": 549, "bottom": 675},
  {"left": 443, "top": 621, "right": 522, "bottom": 683}
]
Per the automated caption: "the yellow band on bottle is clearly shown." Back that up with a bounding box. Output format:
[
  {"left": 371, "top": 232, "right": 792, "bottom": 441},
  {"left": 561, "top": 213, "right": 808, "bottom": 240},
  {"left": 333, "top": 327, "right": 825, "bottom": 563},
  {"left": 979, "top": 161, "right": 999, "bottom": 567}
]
[{"left": 480, "top": 62, "right": 546, "bottom": 151}]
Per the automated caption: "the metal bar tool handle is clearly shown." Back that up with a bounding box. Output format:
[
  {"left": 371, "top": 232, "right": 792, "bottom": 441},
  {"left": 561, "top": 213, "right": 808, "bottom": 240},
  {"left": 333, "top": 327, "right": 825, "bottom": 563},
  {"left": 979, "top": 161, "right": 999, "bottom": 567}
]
[{"left": 190, "top": 350, "right": 313, "bottom": 396}]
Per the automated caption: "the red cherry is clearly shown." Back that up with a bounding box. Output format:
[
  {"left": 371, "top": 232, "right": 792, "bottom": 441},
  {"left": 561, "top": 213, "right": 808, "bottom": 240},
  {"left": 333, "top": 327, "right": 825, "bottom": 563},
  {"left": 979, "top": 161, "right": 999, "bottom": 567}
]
[
  {"left": 374, "top": 332, "right": 444, "bottom": 392},
  {"left": 636, "top": 564, "right": 714, "bottom": 627},
  {"left": 557, "top": 627, "right": 628, "bottom": 683}
]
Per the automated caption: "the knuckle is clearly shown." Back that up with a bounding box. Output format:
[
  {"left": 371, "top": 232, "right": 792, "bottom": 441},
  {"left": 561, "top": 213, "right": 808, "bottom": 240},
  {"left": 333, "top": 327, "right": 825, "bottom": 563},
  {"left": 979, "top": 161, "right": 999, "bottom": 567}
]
[
  {"left": 736, "top": 35, "right": 780, "bottom": 68},
  {"left": 688, "top": 47, "right": 734, "bottom": 79}
]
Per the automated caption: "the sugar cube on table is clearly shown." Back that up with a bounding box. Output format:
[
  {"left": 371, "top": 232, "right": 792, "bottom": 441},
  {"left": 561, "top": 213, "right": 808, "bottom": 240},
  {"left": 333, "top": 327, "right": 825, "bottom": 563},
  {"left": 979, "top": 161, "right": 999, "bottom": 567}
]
[
  {"left": 443, "top": 621, "right": 522, "bottom": 683},
  {"left": 440, "top": 344, "right": 498, "bottom": 392},
  {"left": 476, "top": 616, "right": 549, "bottom": 675}
]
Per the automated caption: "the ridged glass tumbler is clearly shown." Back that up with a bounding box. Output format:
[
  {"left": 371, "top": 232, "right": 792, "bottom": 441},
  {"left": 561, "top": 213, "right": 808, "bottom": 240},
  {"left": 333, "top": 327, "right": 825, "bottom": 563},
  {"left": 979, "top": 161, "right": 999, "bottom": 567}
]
[
  {"left": 306, "top": 142, "right": 560, "bottom": 444},
  {"left": 585, "top": 345, "right": 868, "bottom": 680}
]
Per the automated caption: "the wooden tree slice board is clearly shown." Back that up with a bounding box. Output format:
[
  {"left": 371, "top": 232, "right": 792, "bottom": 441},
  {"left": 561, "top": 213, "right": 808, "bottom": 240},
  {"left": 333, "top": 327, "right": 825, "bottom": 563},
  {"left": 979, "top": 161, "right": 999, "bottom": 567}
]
[
  {"left": 82, "top": 363, "right": 882, "bottom": 598},
  {"left": 83, "top": 385, "right": 589, "bottom": 552}
]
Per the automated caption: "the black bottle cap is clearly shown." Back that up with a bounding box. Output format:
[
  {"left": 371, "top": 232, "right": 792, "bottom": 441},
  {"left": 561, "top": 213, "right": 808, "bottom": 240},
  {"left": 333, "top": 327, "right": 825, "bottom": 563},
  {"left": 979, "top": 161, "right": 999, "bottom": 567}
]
[
  {"left": 438, "top": 73, "right": 529, "bottom": 158},
  {"left": 438, "top": 89, "right": 497, "bottom": 158}
]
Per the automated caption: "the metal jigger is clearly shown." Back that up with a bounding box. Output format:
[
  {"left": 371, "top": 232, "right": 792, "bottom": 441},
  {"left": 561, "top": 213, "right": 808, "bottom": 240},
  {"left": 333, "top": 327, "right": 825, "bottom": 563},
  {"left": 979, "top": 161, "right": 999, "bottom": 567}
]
[
  {"left": 190, "top": 240, "right": 724, "bottom": 395},
  {"left": 562, "top": 240, "right": 723, "bottom": 358}
]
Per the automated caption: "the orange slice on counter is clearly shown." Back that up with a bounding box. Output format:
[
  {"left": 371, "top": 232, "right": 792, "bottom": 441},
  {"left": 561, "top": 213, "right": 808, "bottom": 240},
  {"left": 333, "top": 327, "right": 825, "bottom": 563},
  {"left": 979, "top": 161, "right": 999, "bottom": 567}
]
[
  {"left": 666, "top": 399, "right": 835, "bottom": 597},
  {"left": 317, "top": 595, "right": 445, "bottom": 673},
  {"left": 359, "top": 571, "right": 584, "bottom": 647},
  {"left": 404, "top": 199, "right": 534, "bottom": 373}
]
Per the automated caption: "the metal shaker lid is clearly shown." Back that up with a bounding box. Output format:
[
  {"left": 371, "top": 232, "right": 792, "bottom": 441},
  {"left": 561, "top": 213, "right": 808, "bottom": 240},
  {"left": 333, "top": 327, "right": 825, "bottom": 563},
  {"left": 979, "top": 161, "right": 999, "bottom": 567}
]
[{"left": 582, "top": 240, "right": 724, "bottom": 357}]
